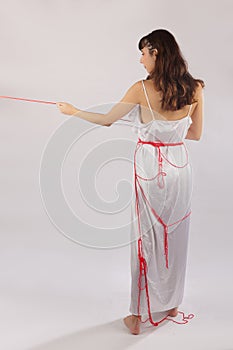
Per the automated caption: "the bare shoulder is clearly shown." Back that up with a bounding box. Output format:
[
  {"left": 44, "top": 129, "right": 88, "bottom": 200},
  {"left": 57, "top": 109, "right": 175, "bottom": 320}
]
[
  {"left": 120, "top": 80, "right": 141, "bottom": 104},
  {"left": 119, "top": 80, "right": 143, "bottom": 105},
  {"left": 130, "top": 80, "right": 143, "bottom": 91},
  {"left": 194, "top": 82, "right": 204, "bottom": 101},
  {"left": 121, "top": 80, "right": 143, "bottom": 97}
]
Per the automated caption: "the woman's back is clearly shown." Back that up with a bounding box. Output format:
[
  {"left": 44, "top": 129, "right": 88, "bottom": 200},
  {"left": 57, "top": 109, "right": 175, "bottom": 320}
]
[{"left": 139, "top": 79, "right": 198, "bottom": 124}]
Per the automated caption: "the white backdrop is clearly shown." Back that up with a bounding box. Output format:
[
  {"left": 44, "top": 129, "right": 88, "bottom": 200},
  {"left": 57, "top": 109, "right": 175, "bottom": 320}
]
[{"left": 0, "top": 0, "right": 233, "bottom": 349}]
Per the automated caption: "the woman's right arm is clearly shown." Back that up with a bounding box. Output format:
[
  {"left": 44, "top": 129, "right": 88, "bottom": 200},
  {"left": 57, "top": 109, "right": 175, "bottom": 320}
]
[{"left": 185, "top": 83, "right": 204, "bottom": 141}]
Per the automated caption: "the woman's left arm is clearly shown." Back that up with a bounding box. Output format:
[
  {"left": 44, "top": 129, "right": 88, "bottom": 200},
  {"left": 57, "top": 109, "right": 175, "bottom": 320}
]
[{"left": 56, "top": 81, "right": 141, "bottom": 126}]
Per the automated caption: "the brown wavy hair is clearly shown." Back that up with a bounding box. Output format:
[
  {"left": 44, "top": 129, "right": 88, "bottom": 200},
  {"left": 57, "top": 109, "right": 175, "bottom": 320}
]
[{"left": 138, "top": 29, "right": 205, "bottom": 110}]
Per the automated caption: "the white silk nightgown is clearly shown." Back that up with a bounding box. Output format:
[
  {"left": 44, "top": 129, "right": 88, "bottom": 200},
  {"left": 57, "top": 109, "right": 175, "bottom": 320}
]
[{"left": 120, "top": 80, "right": 193, "bottom": 326}]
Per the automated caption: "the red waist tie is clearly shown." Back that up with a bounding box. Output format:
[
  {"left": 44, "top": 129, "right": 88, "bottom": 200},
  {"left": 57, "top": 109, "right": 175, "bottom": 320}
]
[
  {"left": 133, "top": 137, "right": 194, "bottom": 326},
  {"left": 137, "top": 138, "right": 188, "bottom": 189}
]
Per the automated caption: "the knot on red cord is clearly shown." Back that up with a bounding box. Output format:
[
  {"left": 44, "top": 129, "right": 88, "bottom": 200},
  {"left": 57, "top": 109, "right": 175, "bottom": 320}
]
[{"left": 139, "top": 256, "right": 145, "bottom": 263}]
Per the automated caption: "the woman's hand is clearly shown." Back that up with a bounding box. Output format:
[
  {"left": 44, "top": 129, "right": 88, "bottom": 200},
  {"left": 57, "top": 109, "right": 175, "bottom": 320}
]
[{"left": 56, "top": 102, "right": 79, "bottom": 115}]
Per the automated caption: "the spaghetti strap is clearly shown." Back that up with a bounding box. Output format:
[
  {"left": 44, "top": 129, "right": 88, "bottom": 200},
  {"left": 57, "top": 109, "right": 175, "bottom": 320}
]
[
  {"left": 188, "top": 103, "right": 192, "bottom": 116},
  {"left": 142, "top": 80, "right": 155, "bottom": 120}
]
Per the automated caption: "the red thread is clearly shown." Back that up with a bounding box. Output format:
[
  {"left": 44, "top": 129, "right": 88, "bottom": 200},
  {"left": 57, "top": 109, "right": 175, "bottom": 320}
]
[
  {"left": 133, "top": 138, "right": 194, "bottom": 327},
  {"left": 0, "top": 95, "right": 56, "bottom": 105}
]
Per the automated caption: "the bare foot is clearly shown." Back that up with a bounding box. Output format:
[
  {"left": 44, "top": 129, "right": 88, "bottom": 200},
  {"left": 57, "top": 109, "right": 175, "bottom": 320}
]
[
  {"left": 123, "top": 314, "right": 141, "bottom": 335},
  {"left": 168, "top": 307, "right": 178, "bottom": 317}
]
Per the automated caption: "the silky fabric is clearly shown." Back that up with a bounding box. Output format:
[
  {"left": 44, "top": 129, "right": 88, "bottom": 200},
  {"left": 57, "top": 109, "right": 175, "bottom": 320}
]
[{"left": 120, "top": 80, "right": 193, "bottom": 319}]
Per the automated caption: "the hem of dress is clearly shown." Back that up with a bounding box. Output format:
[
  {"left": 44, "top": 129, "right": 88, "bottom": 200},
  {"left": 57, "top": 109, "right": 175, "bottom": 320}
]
[{"left": 129, "top": 298, "right": 183, "bottom": 315}]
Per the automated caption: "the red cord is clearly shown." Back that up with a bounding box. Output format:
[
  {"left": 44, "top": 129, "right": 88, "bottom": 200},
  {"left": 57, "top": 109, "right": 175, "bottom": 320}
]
[
  {"left": 0, "top": 95, "right": 56, "bottom": 104},
  {"left": 134, "top": 138, "right": 194, "bottom": 327}
]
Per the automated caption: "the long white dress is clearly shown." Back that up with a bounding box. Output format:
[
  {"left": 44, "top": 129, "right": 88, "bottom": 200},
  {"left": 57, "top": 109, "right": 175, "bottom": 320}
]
[{"left": 122, "top": 80, "right": 194, "bottom": 327}]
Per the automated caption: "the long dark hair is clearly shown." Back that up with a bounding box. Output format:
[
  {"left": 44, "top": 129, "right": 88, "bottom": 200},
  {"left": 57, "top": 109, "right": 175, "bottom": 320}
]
[{"left": 138, "top": 29, "right": 205, "bottom": 110}]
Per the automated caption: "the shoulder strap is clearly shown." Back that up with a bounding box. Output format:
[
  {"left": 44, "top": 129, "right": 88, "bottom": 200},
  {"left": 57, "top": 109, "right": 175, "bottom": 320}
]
[
  {"left": 141, "top": 80, "right": 155, "bottom": 119},
  {"left": 188, "top": 103, "right": 192, "bottom": 116}
]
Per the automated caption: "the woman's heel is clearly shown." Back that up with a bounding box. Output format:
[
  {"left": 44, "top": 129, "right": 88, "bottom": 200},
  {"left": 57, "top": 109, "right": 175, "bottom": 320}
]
[{"left": 168, "top": 307, "right": 178, "bottom": 317}]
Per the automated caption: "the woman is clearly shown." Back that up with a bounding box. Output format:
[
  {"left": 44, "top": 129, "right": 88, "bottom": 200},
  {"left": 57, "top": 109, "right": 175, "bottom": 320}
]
[{"left": 56, "top": 29, "right": 204, "bottom": 335}]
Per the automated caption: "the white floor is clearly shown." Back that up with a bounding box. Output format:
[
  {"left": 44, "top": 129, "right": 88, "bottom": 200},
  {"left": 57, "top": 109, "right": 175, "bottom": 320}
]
[{"left": 1, "top": 202, "right": 233, "bottom": 350}]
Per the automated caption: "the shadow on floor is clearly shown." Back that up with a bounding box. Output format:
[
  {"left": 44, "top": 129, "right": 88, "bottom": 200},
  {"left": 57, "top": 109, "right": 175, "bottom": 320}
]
[{"left": 28, "top": 313, "right": 171, "bottom": 350}]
